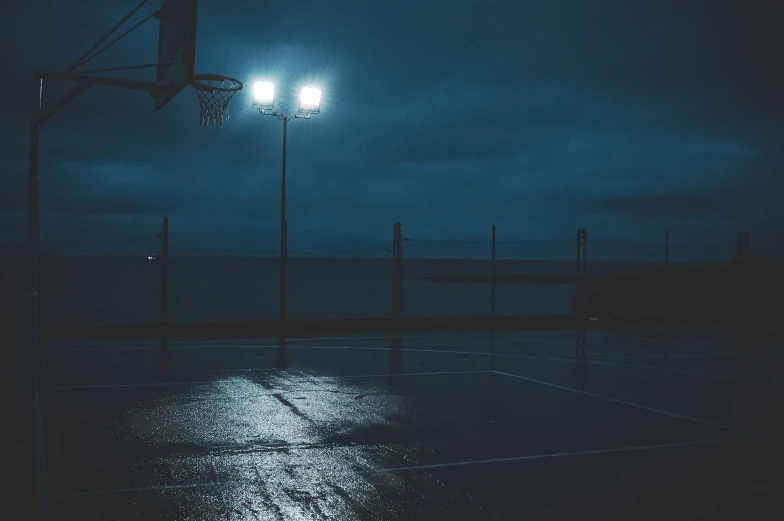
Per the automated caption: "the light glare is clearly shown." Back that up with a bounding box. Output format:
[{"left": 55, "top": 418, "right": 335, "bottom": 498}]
[
  {"left": 300, "top": 87, "right": 321, "bottom": 110},
  {"left": 253, "top": 81, "right": 275, "bottom": 105}
]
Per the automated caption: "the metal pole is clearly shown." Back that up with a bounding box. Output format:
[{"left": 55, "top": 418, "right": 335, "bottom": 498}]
[
  {"left": 738, "top": 232, "right": 748, "bottom": 262},
  {"left": 575, "top": 229, "right": 582, "bottom": 300},
  {"left": 491, "top": 225, "right": 496, "bottom": 319},
  {"left": 744, "top": 233, "right": 749, "bottom": 261},
  {"left": 392, "top": 223, "right": 398, "bottom": 320},
  {"left": 25, "top": 74, "right": 42, "bottom": 410},
  {"left": 397, "top": 223, "right": 403, "bottom": 319},
  {"left": 26, "top": 71, "right": 52, "bottom": 521},
  {"left": 160, "top": 216, "right": 169, "bottom": 324},
  {"left": 664, "top": 230, "right": 669, "bottom": 265},
  {"left": 582, "top": 229, "right": 587, "bottom": 287},
  {"left": 279, "top": 117, "right": 288, "bottom": 347}
]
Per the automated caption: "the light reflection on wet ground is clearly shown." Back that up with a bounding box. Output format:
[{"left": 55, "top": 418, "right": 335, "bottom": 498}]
[{"left": 41, "top": 327, "right": 784, "bottom": 520}]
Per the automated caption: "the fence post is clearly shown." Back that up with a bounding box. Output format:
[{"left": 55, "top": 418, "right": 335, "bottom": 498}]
[
  {"left": 491, "top": 225, "right": 496, "bottom": 320},
  {"left": 392, "top": 223, "right": 403, "bottom": 321},
  {"left": 738, "top": 231, "right": 749, "bottom": 262},
  {"left": 575, "top": 229, "right": 587, "bottom": 307},
  {"left": 396, "top": 223, "right": 403, "bottom": 320},
  {"left": 392, "top": 222, "right": 398, "bottom": 320},
  {"left": 582, "top": 229, "right": 587, "bottom": 284},
  {"left": 582, "top": 229, "right": 587, "bottom": 297},
  {"left": 664, "top": 230, "right": 669, "bottom": 265},
  {"left": 160, "top": 216, "right": 169, "bottom": 324}
]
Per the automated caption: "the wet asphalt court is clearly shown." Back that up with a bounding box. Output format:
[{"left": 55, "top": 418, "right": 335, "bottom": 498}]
[{"left": 40, "top": 326, "right": 784, "bottom": 520}]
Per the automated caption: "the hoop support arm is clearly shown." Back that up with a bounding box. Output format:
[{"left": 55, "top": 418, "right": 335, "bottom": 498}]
[
  {"left": 38, "top": 82, "right": 91, "bottom": 127},
  {"left": 38, "top": 70, "right": 167, "bottom": 93}
]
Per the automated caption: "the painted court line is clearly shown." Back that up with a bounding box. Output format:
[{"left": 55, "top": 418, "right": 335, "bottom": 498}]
[
  {"left": 48, "top": 330, "right": 566, "bottom": 352},
  {"left": 270, "top": 344, "right": 736, "bottom": 380},
  {"left": 210, "top": 368, "right": 279, "bottom": 373},
  {"left": 50, "top": 435, "right": 758, "bottom": 498},
  {"left": 50, "top": 341, "right": 737, "bottom": 380},
  {"left": 325, "top": 369, "right": 492, "bottom": 379},
  {"left": 625, "top": 335, "right": 729, "bottom": 351},
  {"left": 493, "top": 371, "right": 602, "bottom": 399},
  {"left": 42, "top": 380, "right": 221, "bottom": 390},
  {"left": 620, "top": 336, "right": 737, "bottom": 361},
  {"left": 495, "top": 371, "right": 757, "bottom": 436},
  {"left": 43, "top": 370, "right": 492, "bottom": 390},
  {"left": 358, "top": 436, "right": 759, "bottom": 474},
  {"left": 50, "top": 343, "right": 274, "bottom": 353},
  {"left": 605, "top": 397, "right": 758, "bottom": 436},
  {"left": 46, "top": 332, "right": 492, "bottom": 350},
  {"left": 561, "top": 357, "right": 736, "bottom": 380}
]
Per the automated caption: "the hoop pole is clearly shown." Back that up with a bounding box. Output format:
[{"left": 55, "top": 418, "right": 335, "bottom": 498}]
[
  {"left": 26, "top": 71, "right": 52, "bottom": 521},
  {"left": 26, "top": 74, "right": 41, "bottom": 426}
]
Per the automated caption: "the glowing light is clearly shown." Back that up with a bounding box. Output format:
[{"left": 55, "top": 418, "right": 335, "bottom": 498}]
[
  {"left": 299, "top": 87, "right": 321, "bottom": 112},
  {"left": 253, "top": 81, "right": 275, "bottom": 107}
]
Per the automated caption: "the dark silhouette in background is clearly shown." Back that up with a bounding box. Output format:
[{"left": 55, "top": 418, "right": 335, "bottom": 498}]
[{"left": 576, "top": 257, "right": 784, "bottom": 326}]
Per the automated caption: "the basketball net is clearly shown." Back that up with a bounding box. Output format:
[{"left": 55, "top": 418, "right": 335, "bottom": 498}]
[{"left": 191, "top": 76, "right": 243, "bottom": 129}]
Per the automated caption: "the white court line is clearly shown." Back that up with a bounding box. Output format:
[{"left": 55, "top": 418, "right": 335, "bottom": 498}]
[
  {"left": 587, "top": 351, "right": 670, "bottom": 358},
  {"left": 51, "top": 480, "right": 238, "bottom": 499},
  {"left": 209, "top": 368, "right": 279, "bottom": 373},
  {"left": 324, "top": 370, "right": 491, "bottom": 380},
  {"left": 43, "top": 380, "right": 220, "bottom": 390},
  {"left": 49, "top": 341, "right": 737, "bottom": 380},
  {"left": 42, "top": 370, "right": 492, "bottom": 390},
  {"left": 493, "top": 371, "right": 602, "bottom": 398},
  {"left": 562, "top": 358, "right": 736, "bottom": 380},
  {"left": 51, "top": 343, "right": 293, "bottom": 352},
  {"left": 258, "top": 344, "right": 737, "bottom": 380},
  {"left": 625, "top": 335, "right": 727, "bottom": 351},
  {"left": 46, "top": 332, "right": 494, "bottom": 349},
  {"left": 495, "top": 371, "right": 757, "bottom": 436},
  {"left": 47, "top": 330, "right": 569, "bottom": 351},
  {"left": 50, "top": 435, "right": 758, "bottom": 498},
  {"left": 359, "top": 435, "right": 760, "bottom": 474},
  {"left": 620, "top": 336, "right": 737, "bottom": 361}
]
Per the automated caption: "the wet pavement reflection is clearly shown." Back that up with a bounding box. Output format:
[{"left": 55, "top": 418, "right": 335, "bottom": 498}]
[{"left": 40, "top": 328, "right": 784, "bottom": 520}]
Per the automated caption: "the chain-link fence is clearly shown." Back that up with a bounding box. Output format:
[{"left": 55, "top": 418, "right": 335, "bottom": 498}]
[
  {"left": 495, "top": 239, "right": 578, "bottom": 316},
  {"left": 37, "top": 235, "right": 161, "bottom": 325},
  {"left": 8, "top": 219, "right": 768, "bottom": 326},
  {"left": 401, "top": 238, "right": 492, "bottom": 317}
]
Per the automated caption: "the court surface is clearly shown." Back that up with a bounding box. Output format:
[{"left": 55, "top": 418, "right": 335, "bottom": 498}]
[{"left": 40, "top": 326, "right": 784, "bottom": 520}]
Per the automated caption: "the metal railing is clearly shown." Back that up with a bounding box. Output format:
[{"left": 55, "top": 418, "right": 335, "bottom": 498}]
[{"left": 4, "top": 220, "right": 765, "bottom": 325}]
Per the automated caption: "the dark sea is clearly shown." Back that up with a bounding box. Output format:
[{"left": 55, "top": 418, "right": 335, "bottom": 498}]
[{"left": 0, "top": 255, "right": 658, "bottom": 325}]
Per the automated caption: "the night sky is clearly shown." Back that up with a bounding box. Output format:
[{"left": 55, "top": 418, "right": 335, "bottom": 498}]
[{"left": 2, "top": 0, "right": 784, "bottom": 255}]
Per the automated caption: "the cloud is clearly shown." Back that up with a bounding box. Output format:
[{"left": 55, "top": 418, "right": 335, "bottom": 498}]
[{"left": 3, "top": 0, "right": 784, "bottom": 252}]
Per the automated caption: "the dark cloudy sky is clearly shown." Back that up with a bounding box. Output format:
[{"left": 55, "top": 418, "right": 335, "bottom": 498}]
[{"left": 2, "top": 0, "right": 784, "bottom": 255}]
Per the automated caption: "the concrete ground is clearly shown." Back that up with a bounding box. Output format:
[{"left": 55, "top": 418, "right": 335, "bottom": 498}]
[{"left": 37, "top": 327, "right": 784, "bottom": 520}]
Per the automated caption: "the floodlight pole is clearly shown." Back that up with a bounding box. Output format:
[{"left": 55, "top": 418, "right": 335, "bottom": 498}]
[
  {"left": 255, "top": 107, "right": 315, "bottom": 348},
  {"left": 280, "top": 116, "right": 288, "bottom": 348}
]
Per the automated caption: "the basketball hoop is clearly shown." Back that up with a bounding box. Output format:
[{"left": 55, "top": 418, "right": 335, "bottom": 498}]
[{"left": 191, "top": 74, "right": 243, "bottom": 128}]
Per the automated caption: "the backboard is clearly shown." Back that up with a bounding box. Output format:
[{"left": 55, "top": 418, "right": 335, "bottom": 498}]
[{"left": 154, "top": 0, "right": 198, "bottom": 111}]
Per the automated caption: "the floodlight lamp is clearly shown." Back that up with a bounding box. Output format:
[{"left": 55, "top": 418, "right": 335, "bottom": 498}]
[
  {"left": 253, "top": 81, "right": 275, "bottom": 109},
  {"left": 299, "top": 87, "right": 321, "bottom": 114}
]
